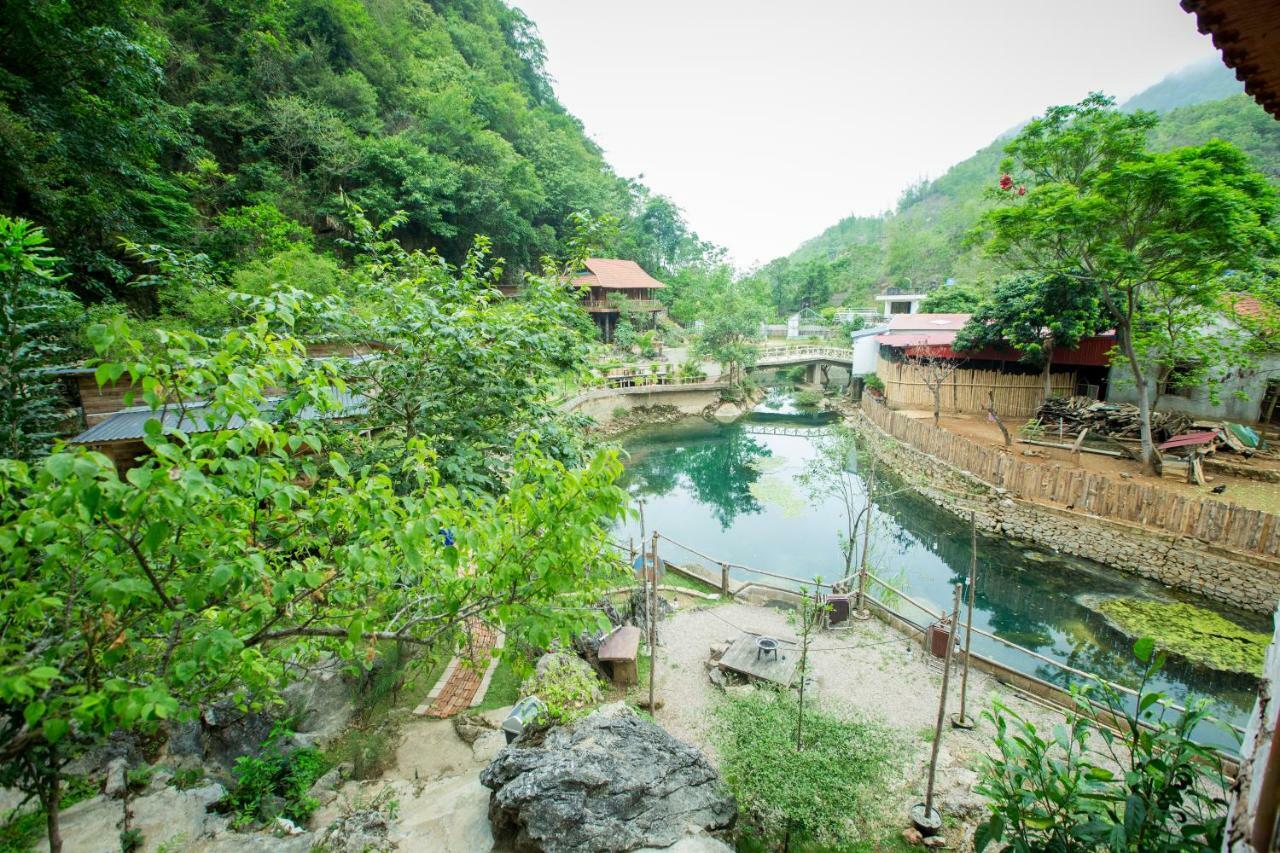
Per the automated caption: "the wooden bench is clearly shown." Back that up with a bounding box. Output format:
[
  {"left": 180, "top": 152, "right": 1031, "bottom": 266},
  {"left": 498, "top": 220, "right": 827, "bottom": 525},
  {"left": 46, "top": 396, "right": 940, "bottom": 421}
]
[{"left": 598, "top": 626, "right": 642, "bottom": 686}]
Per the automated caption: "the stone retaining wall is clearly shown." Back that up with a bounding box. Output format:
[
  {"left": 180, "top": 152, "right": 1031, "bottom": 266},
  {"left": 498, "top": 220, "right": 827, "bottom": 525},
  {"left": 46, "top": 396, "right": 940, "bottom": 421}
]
[
  {"left": 852, "top": 410, "right": 1280, "bottom": 614},
  {"left": 560, "top": 383, "right": 728, "bottom": 421}
]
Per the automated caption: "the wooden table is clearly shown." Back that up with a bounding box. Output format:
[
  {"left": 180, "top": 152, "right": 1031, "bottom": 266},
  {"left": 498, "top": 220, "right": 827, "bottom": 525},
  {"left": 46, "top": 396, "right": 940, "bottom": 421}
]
[
  {"left": 598, "top": 626, "right": 642, "bottom": 686},
  {"left": 718, "top": 632, "right": 799, "bottom": 688}
]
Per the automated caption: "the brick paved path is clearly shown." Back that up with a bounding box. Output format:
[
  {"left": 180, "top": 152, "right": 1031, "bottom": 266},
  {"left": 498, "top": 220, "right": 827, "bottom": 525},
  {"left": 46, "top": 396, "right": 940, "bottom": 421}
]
[{"left": 414, "top": 620, "right": 504, "bottom": 718}]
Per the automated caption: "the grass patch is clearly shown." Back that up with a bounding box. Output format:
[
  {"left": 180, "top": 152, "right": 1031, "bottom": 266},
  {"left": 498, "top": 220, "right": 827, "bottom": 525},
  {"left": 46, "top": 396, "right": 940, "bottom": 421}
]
[
  {"left": 1096, "top": 598, "right": 1269, "bottom": 675},
  {"left": 715, "top": 690, "right": 904, "bottom": 851},
  {"left": 473, "top": 657, "right": 523, "bottom": 712}
]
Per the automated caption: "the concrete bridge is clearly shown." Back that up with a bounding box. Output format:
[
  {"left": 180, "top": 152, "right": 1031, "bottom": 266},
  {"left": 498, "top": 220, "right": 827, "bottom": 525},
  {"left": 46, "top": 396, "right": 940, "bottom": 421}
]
[{"left": 753, "top": 345, "right": 855, "bottom": 385}]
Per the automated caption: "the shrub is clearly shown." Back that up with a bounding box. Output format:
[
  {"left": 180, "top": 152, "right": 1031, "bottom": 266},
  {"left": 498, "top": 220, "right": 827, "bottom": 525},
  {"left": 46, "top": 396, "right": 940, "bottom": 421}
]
[
  {"left": 862, "top": 374, "right": 884, "bottom": 394},
  {"left": 974, "top": 638, "right": 1230, "bottom": 852},
  {"left": 227, "top": 730, "right": 331, "bottom": 827},
  {"left": 793, "top": 389, "right": 823, "bottom": 407},
  {"left": 715, "top": 690, "right": 903, "bottom": 849},
  {"left": 520, "top": 656, "right": 601, "bottom": 724}
]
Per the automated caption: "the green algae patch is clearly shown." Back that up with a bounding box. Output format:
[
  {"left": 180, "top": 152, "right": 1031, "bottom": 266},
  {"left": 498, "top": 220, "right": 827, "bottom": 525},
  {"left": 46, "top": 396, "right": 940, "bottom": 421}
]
[
  {"left": 748, "top": 474, "right": 807, "bottom": 517},
  {"left": 1096, "top": 598, "right": 1268, "bottom": 676}
]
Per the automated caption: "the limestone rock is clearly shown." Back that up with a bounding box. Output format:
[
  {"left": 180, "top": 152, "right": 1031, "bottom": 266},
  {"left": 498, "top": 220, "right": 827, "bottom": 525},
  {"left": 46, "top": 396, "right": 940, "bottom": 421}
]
[
  {"left": 282, "top": 657, "right": 356, "bottom": 749},
  {"left": 104, "top": 757, "right": 128, "bottom": 799},
  {"left": 129, "top": 782, "right": 229, "bottom": 852},
  {"left": 453, "top": 712, "right": 497, "bottom": 745},
  {"left": 314, "top": 808, "right": 395, "bottom": 853},
  {"left": 481, "top": 702, "right": 735, "bottom": 853}
]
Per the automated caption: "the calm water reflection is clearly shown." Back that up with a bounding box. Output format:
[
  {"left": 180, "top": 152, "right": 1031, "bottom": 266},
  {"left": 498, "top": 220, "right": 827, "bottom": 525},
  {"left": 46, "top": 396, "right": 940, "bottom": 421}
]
[{"left": 618, "top": 402, "right": 1264, "bottom": 746}]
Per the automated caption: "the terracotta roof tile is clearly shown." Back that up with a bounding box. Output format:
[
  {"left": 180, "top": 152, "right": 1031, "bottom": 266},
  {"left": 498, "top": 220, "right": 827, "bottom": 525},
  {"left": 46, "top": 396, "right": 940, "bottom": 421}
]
[{"left": 572, "top": 258, "right": 666, "bottom": 290}]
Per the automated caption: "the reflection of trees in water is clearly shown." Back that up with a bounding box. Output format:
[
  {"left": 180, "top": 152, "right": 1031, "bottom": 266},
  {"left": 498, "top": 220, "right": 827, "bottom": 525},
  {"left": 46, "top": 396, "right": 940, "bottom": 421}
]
[{"left": 625, "top": 424, "right": 771, "bottom": 528}]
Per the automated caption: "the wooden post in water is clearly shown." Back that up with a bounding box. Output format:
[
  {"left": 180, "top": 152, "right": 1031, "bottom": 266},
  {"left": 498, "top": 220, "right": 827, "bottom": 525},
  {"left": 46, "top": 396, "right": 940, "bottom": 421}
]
[
  {"left": 855, "top": 451, "right": 876, "bottom": 617},
  {"left": 952, "top": 513, "right": 978, "bottom": 729},
  {"left": 649, "top": 530, "right": 659, "bottom": 713},
  {"left": 720, "top": 562, "right": 730, "bottom": 597},
  {"left": 914, "top": 583, "right": 962, "bottom": 835}
]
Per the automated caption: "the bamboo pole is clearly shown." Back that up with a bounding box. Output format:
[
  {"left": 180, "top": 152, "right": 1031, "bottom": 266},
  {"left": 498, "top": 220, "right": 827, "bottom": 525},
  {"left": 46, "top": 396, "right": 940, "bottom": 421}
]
[
  {"left": 953, "top": 513, "right": 978, "bottom": 729},
  {"left": 917, "top": 583, "right": 962, "bottom": 832},
  {"left": 649, "top": 530, "right": 658, "bottom": 713},
  {"left": 855, "top": 451, "right": 875, "bottom": 617}
]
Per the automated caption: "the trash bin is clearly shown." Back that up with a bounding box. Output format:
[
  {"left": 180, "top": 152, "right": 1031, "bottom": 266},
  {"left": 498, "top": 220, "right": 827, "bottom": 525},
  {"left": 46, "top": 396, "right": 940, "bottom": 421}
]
[
  {"left": 927, "top": 620, "right": 953, "bottom": 659},
  {"left": 501, "top": 696, "right": 545, "bottom": 744}
]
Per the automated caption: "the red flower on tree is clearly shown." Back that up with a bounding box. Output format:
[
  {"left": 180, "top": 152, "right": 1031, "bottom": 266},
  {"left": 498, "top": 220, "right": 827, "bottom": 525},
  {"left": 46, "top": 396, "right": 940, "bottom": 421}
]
[
  {"left": 1016, "top": 185, "right": 1026, "bottom": 196},
  {"left": 999, "top": 173, "right": 1014, "bottom": 191}
]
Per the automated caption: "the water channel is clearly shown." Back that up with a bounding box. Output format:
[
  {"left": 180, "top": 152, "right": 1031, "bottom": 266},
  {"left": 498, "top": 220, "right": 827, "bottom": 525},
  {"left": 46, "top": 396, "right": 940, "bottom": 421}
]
[{"left": 615, "top": 390, "right": 1265, "bottom": 747}]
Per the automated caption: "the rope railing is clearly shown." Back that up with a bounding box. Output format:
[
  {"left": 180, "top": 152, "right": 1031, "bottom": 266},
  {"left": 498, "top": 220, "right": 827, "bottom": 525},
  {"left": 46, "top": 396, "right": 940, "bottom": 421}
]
[{"left": 629, "top": 530, "right": 1246, "bottom": 738}]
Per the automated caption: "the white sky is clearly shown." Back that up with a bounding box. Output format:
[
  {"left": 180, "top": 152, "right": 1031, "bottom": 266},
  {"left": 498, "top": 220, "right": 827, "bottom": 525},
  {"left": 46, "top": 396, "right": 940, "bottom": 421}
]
[{"left": 514, "top": 0, "right": 1224, "bottom": 267}]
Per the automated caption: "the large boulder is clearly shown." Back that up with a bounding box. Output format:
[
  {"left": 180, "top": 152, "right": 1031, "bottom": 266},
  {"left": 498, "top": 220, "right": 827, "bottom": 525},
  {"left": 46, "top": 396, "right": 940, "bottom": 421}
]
[{"left": 480, "top": 703, "right": 735, "bottom": 853}]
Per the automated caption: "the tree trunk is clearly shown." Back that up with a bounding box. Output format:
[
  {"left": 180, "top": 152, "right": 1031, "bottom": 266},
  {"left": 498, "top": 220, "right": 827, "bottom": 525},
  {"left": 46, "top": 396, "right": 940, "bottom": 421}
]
[
  {"left": 987, "top": 390, "right": 1012, "bottom": 447},
  {"left": 42, "top": 774, "right": 61, "bottom": 853},
  {"left": 1118, "top": 326, "right": 1158, "bottom": 474},
  {"left": 931, "top": 386, "right": 941, "bottom": 426},
  {"left": 1042, "top": 356, "right": 1053, "bottom": 399}
]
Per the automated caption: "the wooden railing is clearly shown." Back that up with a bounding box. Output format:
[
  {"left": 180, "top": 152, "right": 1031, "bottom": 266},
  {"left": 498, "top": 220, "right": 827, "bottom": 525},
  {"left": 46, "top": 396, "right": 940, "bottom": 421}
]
[
  {"left": 862, "top": 397, "right": 1280, "bottom": 559},
  {"left": 581, "top": 299, "right": 664, "bottom": 312}
]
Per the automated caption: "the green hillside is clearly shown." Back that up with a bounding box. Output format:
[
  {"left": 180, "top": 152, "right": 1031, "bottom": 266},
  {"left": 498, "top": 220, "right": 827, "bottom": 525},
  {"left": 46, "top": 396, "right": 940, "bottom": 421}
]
[
  {"left": 761, "top": 62, "right": 1275, "bottom": 315},
  {"left": 0, "top": 0, "right": 706, "bottom": 308}
]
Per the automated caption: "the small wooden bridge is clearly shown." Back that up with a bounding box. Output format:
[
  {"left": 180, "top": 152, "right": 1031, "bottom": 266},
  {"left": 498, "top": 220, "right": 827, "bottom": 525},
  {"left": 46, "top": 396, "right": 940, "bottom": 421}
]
[
  {"left": 755, "top": 345, "right": 854, "bottom": 368},
  {"left": 742, "top": 424, "right": 833, "bottom": 437}
]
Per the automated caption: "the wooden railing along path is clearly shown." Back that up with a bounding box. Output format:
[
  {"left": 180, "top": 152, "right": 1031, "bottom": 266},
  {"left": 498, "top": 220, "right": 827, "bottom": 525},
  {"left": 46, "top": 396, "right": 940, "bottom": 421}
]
[{"left": 861, "top": 397, "right": 1280, "bottom": 559}]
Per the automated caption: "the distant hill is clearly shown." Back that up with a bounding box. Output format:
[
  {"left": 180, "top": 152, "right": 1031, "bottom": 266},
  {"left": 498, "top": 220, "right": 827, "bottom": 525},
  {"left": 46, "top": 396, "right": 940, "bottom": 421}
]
[
  {"left": 756, "top": 61, "right": 1276, "bottom": 314},
  {"left": 1121, "top": 58, "right": 1243, "bottom": 113}
]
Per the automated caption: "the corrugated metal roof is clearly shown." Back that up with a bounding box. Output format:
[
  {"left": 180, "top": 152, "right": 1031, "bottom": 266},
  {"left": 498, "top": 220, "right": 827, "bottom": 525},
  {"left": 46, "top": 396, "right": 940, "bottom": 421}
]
[
  {"left": 70, "top": 389, "right": 367, "bottom": 445},
  {"left": 887, "top": 313, "right": 971, "bottom": 331}
]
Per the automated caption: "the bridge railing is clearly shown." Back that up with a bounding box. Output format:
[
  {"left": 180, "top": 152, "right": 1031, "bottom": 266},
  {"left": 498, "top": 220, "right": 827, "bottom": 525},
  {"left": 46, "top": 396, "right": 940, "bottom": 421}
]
[{"left": 756, "top": 345, "right": 854, "bottom": 363}]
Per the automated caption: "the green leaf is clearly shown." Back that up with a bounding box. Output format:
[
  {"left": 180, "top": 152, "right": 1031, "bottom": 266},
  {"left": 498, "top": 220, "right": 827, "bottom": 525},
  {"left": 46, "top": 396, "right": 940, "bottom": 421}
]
[
  {"left": 1133, "top": 637, "right": 1155, "bottom": 663},
  {"left": 24, "top": 700, "right": 46, "bottom": 727}
]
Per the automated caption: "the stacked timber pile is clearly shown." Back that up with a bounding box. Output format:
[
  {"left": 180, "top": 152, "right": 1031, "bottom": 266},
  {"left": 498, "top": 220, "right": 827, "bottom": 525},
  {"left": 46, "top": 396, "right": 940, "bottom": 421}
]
[{"left": 1036, "top": 397, "right": 1192, "bottom": 442}]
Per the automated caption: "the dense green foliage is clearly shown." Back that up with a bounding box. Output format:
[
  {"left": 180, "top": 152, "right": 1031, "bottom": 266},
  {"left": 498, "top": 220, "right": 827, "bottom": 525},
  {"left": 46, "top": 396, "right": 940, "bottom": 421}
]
[
  {"left": 0, "top": 0, "right": 707, "bottom": 306},
  {"left": 0, "top": 218, "right": 75, "bottom": 462},
  {"left": 954, "top": 274, "right": 1106, "bottom": 390},
  {"left": 0, "top": 242, "right": 629, "bottom": 846},
  {"left": 715, "top": 689, "right": 902, "bottom": 850},
  {"left": 767, "top": 61, "right": 1276, "bottom": 314},
  {"left": 975, "top": 639, "right": 1231, "bottom": 852},
  {"left": 228, "top": 729, "right": 329, "bottom": 827}
]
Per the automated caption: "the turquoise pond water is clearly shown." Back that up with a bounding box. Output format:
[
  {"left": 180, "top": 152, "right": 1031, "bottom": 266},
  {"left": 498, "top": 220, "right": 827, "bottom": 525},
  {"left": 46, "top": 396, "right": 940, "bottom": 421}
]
[{"left": 615, "top": 390, "right": 1266, "bottom": 747}]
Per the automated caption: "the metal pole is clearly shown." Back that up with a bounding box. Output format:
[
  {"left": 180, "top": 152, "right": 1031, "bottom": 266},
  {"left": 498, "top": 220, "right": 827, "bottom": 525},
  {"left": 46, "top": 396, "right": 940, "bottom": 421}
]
[
  {"left": 924, "top": 584, "right": 963, "bottom": 817},
  {"left": 856, "top": 451, "right": 875, "bottom": 616},
  {"left": 649, "top": 530, "right": 659, "bottom": 712},
  {"left": 953, "top": 513, "right": 978, "bottom": 729}
]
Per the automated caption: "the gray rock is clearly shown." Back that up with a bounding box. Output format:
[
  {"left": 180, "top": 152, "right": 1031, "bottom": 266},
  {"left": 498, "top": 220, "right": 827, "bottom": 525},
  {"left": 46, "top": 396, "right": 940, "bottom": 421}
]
[
  {"left": 104, "top": 757, "right": 128, "bottom": 799},
  {"left": 129, "top": 781, "right": 229, "bottom": 852},
  {"left": 453, "top": 712, "right": 496, "bottom": 745},
  {"left": 282, "top": 658, "right": 356, "bottom": 748},
  {"left": 315, "top": 808, "right": 395, "bottom": 853},
  {"left": 481, "top": 703, "right": 735, "bottom": 853},
  {"left": 308, "top": 766, "right": 344, "bottom": 796},
  {"left": 708, "top": 667, "right": 727, "bottom": 690}
]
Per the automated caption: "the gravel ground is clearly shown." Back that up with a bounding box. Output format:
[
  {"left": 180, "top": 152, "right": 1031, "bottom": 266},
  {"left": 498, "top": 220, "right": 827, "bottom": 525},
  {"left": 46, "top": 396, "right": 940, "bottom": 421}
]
[{"left": 649, "top": 601, "right": 1070, "bottom": 850}]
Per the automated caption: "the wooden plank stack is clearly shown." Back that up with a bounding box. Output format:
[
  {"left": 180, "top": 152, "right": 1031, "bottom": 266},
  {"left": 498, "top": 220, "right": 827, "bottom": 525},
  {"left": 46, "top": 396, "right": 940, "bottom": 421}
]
[{"left": 1035, "top": 397, "right": 1193, "bottom": 442}]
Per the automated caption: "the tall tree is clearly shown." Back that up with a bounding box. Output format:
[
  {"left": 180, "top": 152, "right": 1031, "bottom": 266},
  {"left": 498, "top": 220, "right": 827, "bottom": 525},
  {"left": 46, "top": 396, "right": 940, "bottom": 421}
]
[
  {"left": 976, "top": 94, "right": 1277, "bottom": 471},
  {"left": 0, "top": 217, "right": 73, "bottom": 461},
  {"left": 954, "top": 274, "right": 1105, "bottom": 397},
  {"left": 692, "top": 277, "right": 768, "bottom": 387}
]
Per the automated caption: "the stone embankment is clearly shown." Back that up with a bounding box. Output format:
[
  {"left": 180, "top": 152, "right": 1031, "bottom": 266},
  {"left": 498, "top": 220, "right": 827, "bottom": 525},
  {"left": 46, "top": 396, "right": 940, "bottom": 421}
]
[{"left": 852, "top": 408, "right": 1280, "bottom": 613}]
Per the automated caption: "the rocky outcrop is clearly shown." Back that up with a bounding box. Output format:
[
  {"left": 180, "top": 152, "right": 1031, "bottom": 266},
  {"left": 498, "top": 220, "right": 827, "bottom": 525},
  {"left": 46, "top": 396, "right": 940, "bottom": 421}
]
[{"left": 480, "top": 703, "right": 735, "bottom": 853}]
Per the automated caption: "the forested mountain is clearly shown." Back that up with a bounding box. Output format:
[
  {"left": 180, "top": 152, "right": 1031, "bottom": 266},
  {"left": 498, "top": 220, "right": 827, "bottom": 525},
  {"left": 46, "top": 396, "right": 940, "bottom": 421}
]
[
  {"left": 757, "top": 60, "right": 1272, "bottom": 315},
  {"left": 0, "top": 0, "right": 707, "bottom": 310}
]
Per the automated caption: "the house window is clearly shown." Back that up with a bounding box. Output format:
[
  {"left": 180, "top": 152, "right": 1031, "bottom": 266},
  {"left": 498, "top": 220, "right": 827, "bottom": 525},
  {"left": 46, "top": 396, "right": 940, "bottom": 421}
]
[{"left": 890, "top": 301, "right": 912, "bottom": 314}]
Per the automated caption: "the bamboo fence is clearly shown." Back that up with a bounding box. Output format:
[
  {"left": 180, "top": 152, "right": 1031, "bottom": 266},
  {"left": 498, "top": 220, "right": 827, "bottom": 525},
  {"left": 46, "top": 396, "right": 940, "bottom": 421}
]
[
  {"left": 878, "top": 356, "right": 1074, "bottom": 418},
  {"left": 862, "top": 397, "right": 1280, "bottom": 559}
]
